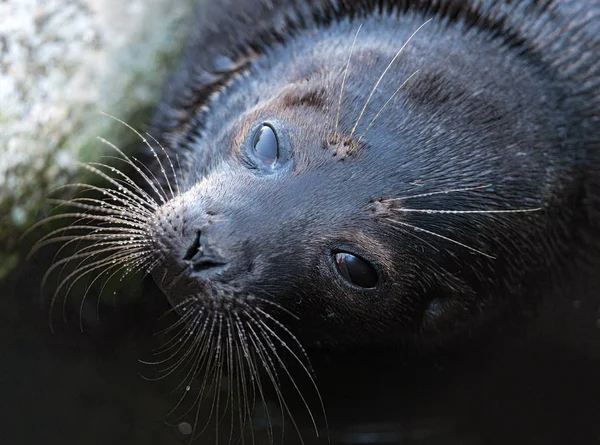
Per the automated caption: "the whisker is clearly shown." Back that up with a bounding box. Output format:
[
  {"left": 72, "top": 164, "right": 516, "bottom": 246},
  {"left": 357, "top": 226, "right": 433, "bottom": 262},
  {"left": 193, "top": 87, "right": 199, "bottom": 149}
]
[
  {"left": 49, "top": 249, "right": 148, "bottom": 330},
  {"left": 245, "top": 321, "right": 301, "bottom": 445},
  {"left": 144, "top": 311, "right": 206, "bottom": 368},
  {"left": 98, "top": 154, "right": 170, "bottom": 210},
  {"left": 43, "top": 184, "right": 150, "bottom": 223},
  {"left": 49, "top": 234, "right": 150, "bottom": 283},
  {"left": 333, "top": 23, "right": 363, "bottom": 142},
  {"left": 48, "top": 196, "right": 151, "bottom": 220},
  {"left": 29, "top": 226, "right": 148, "bottom": 259},
  {"left": 41, "top": 243, "right": 146, "bottom": 294},
  {"left": 24, "top": 190, "right": 150, "bottom": 243},
  {"left": 231, "top": 324, "right": 250, "bottom": 445},
  {"left": 233, "top": 313, "right": 273, "bottom": 444},
  {"left": 387, "top": 185, "right": 493, "bottom": 201},
  {"left": 175, "top": 153, "right": 186, "bottom": 193},
  {"left": 81, "top": 162, "right": 159, "bottom": 211},
  {"left": 392, "top": 207, "right": 543, "bottom": 215},
  {"left": 350, "top": 19, "right": 432, "bottom": 138},
  {"left": 40, "top": 204, "right": 149, "bottom": 235},
  {"left": 385, "top": 218, "right": 496, "bottom": 259},
  {"left": 156, "top": 296, "right": 198, "bottom": 322},
  {"left": 79, "top": 253, "right": 153, "bottom": 330},
  {"left": 252, "top": 307, "right": 312, "bottom": 374},
  {"left": 97, "top": 136, "right": 167, "bottom": 205},
  {"left": 30, "top": 212, "right": 151, "bottom": 232},
  {"left": 146, "top": 132, "right": 182, "bottom": 198},
  {"left": 150, "top": 322, "right": 212, "bottom": 430},
  {"left": 99, "top": 111, "right": 176, "bottom": 201},
  {"left": 356, "top": 69, "right": 420, "bottom": 144},
  {"left": 187, "top": 318, "right": 222, "bottom": 437},
  {"left": 151, "top": 314, "right": 200, "bottom": 356},
  {"left": 252, "top": 293, "right": 300, "bottom": 320},
  {"left": 151, "top": 330, "right": 209, "bottom": 390},
  {"left": 252, "top": 308, "right": 327, "bottom": 438},
  {"left": 54, "top": 248, "right": 148, "bottom": 299},
  {"left": 85, "top": 160, "right": 158, "bottom": 209},
  {"left": 224, "top": 315, "right": 236, "bottom": 445},
  {"left": 391, "top": 225, "right": 441, "bottom": 254}
]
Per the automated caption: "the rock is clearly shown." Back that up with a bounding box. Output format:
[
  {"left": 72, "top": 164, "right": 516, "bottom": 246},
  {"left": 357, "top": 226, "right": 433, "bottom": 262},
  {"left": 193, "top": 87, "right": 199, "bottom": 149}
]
[{"left": 0, "top": 0, "right": 195, "bottom": 279}]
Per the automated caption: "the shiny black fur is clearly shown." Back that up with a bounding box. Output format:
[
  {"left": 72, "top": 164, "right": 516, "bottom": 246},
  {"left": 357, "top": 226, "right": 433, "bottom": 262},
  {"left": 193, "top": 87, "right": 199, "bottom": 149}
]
[{"left": 146, "top": 0, "right": 600, "bottom": 350}]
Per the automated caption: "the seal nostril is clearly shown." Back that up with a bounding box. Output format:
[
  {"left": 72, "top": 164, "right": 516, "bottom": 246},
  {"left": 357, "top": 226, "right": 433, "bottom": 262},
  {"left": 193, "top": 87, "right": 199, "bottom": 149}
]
[
  {"left": 184, "top": 231, "right": 202, "bottom": 261},
  {"left": 183, "top": 230, "right": 227, "bottom": 274}
]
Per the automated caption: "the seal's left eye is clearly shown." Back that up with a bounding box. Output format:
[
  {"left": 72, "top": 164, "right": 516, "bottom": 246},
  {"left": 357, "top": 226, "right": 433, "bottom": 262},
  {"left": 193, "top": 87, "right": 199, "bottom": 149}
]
[
  {"left": 334, "top": 252, "right": 378, "bottom": 288},
  {"left": 252, "top": 124, "right": 279, "bottom": 167}
]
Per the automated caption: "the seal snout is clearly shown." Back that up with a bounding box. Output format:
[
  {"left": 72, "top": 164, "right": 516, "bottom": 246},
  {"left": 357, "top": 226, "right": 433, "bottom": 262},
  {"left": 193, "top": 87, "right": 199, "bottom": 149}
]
[{"left": 149, "top": 193, "right": 251, "bottom": 306}]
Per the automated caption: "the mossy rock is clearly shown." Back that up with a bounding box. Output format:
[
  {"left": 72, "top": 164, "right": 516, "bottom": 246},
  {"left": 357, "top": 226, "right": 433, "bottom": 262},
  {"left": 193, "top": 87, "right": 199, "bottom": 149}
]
[{"left": 1, "top": 0, "right": 196, "bottom": 281}]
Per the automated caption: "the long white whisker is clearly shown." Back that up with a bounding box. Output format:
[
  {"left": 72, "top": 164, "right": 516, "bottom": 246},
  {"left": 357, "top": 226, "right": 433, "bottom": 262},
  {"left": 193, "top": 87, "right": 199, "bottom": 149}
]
[
  {"left": 386, "top": 218, "right": 496, "bottom": 259},
  {"left": 350, "top": 19, "right": 431, "bottom": 138},
  {"left": 387, "top": 185, "right": 492, "bottom": 201},
  {"left": 356, "top": 69, "right": 420, "bottom": 144},
  {"left": 146, "top": 132, "right": 182, "bottom": 198},
  {"left": 97, "top": 136, "right": 167, "bottom": 205},
  {"left": 333, "top": 24, "right": 362, "bottom": 142},
  {"left": 99, "top": 111, "right": 176, "bottom": 200},
  {"left": 392, "top": 207, "right": 542, "bottom": 215}
]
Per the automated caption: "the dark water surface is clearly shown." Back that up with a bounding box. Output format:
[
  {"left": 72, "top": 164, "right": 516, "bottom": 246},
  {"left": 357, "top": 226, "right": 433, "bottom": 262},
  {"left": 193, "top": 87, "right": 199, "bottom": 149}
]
[{"left": 1, "top": 250, "right": 599, "bottom": 445}]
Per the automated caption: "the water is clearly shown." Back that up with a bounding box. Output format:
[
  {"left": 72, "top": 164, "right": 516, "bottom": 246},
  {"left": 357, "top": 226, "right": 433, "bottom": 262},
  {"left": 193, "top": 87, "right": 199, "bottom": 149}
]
[{"left": 1, "top": 248, "right": 599, "bottom": 444}]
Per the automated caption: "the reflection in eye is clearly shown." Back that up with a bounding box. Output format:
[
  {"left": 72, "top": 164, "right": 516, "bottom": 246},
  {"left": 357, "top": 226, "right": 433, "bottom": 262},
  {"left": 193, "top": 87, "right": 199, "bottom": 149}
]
[
  {"left": 252, "top": 124, "right": 279, "bottom": 167},
  {"left": 334, "top": 252, "right": 378, "bottom": 288}
]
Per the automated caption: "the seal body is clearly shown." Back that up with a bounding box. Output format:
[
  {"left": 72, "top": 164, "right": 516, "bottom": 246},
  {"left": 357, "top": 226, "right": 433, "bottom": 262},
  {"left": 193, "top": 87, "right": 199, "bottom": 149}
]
[
  {"left": 146, "top": 0, "right": 599, "bottom": 352},
  {"left": 30, "top": 2, "right": 599, "bottom": 442}
]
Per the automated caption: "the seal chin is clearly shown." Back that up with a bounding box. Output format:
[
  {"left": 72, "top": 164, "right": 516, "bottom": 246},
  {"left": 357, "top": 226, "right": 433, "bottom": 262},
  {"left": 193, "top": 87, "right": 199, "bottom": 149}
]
[{"left": 153, "top": 266, "right": 251, "bottom": 315}]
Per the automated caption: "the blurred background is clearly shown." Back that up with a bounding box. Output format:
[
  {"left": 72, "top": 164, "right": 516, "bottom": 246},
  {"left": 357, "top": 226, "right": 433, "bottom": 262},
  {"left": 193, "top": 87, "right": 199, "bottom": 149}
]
[{"left": 1, "top": 1, "right": 599, "bottom": 444}]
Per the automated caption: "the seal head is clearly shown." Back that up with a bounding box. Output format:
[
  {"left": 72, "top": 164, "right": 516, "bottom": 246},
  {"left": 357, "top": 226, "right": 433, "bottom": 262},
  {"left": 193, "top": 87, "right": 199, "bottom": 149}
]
[{"left": 147, "top": 3, "right": 599, "bottom": 349}]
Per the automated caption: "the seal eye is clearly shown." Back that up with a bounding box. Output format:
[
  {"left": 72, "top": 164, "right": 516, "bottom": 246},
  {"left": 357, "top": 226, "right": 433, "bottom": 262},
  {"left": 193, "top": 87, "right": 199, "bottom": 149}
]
[
  {"left": 252, "top": 124, "right": 279, "bottom": 167},
  {"left": 334, "top": 252, "right": 378, "bottom": 288}
]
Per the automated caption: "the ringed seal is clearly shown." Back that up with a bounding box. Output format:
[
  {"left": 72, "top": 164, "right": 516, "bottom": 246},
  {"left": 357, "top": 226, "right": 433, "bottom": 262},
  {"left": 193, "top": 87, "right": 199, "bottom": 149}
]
[
  {"left": 148, "top": 0, "right": 599, "bottom": 346},
  {"left": 35, "top": 0, "right": 600, "bottom": 441}
]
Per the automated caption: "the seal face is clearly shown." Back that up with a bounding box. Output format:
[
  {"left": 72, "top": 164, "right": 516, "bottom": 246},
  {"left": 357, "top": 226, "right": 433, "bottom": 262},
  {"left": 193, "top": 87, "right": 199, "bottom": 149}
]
[
  {"left": 147, "top": 1, "right": 599, "bottom": 352},
  {"left": 33, "top": 0, "right": 600, "bottom": 441}
]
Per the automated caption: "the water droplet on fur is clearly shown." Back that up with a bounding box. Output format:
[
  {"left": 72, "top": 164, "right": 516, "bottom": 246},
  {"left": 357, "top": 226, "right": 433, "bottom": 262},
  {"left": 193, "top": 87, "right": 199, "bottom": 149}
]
[{"left": 178, "top": 422, "right": 192, "bottom": 435}]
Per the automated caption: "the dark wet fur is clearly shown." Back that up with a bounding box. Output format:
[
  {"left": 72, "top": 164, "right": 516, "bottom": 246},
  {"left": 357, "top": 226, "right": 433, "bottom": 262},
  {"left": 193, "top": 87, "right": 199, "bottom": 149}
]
[
  {"left": 34, "top": 0, "right": 600, "bottom": 443},
  {"left": 149, "top": 0, "right": 600, "bottom": 345}
]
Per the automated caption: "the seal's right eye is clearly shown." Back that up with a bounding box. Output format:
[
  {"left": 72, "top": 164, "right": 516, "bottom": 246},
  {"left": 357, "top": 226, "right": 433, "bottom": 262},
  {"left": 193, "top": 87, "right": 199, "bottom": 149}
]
[
  {"left": 334, "top": 252, "right": 378, "bottom": 288},
  {"left": 251, "top": 124, "right": 279, "bottom": 167}
]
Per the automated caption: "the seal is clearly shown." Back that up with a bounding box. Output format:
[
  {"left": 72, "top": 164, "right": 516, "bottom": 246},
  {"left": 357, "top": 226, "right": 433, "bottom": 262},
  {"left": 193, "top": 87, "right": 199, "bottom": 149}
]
[{"left": 34, "top": 0, "right": 600, "bottom": 442}]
